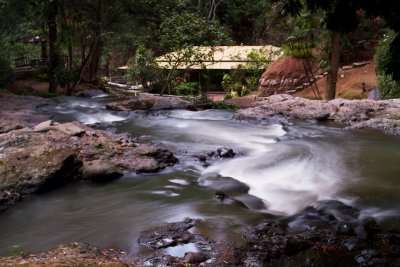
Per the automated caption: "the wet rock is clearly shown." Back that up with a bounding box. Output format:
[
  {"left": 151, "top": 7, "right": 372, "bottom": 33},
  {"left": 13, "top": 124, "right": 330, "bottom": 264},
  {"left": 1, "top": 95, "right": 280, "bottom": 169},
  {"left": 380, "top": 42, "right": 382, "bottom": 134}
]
[
  {"left": 0, "top": 94, "right": 52, "bottom": 134},
  {"left": 193, "top": 148, "right": 237, "bottom": 168},
  {"left": 33, "top": 120, "right": 86, "bottom": 136},
  {"left": 0, "top": 141, "right": 82, "bottom": 210},
  {"left": 284, "top": 240, "right": 311, "bottom": 256},
  {"left": 344, "top": 237, "right": 368, "bottom": 251},
  {"left": 219, "top": 196, "right": 249, "bottom": 210},
  {"left": 216, "top": 147, "right": 235, "bottom": 158},
  {"left": 355, "top": 249, "right": 383, "bottom": 267},
  {"left": 193, "top": 153, "right": 208, "bottom": 162},
  {"left": 355, "top": 217, "right": 380, "bottom": 240},
  {"left": 235, "top": 94, "right": 400, "bottom": 135},
  {"left": 204, "top": 175, "right": 250, "bottom": 195},
  {"left": 81, "top": 159, "right": 123, "bottom": 182},
  {"left": 132, "top": 145, "right": 178, "bottom": 173},
  {"left": 184, "top": 252, "right": 208, "bottom": 264},
  {"left": 311, "top": 200, "right": 361, "bottom": 222},
  {"left": 138, "top": 218, "right": 196, "bottom": 249},
  {"left": 75, "top": 89, "right": 105, "bottom": 98},
  {"left": 234, "top": 194, "right": 267, "bottom": 210},
  {"left": 106, "top": 93, "right": 194, "bottom": 111},
  {"left": 0, "top": 118, "right": 178, "bottom": 211},
  {"left": 235, "top": 202, "right": 400, "bottom": 267}
]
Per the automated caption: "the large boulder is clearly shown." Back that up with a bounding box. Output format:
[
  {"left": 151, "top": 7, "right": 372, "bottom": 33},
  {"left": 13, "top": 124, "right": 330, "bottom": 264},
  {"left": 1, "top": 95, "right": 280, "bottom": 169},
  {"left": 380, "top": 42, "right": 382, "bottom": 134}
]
[
  {"left": 234, "top": 94, "right": 400, "bottom": 135},
  {"left": 0, "top": 132, "right": 82, "bottom": 211},
  {"left": 75, "top": 89, "right": 105, "bottom": 98},
  {"left": 0, "top": 120, "right": 178, "bottom": 211},
  {"left": 259, "top": 56, "right": 321, "bottom": 96},
  {"left": 81, "top": 159, "right": 123, "bottom": 182},
  {"left": 106, "top": 93, "right": 194, "bottom": 111},
  {"left": 0, "top": 94, "right": 51, "bottom": 134}
]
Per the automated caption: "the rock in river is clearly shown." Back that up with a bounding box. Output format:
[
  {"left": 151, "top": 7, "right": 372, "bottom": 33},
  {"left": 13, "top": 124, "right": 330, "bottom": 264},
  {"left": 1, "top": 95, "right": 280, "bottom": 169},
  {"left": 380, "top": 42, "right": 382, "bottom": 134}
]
[
  {"left": 106, "top": 93, "right": 194, "bottom": 111},
  {"left": 234, "top": 94, "right": 400, "bottom": 135},
  {"left": 0, "top": 120, "right": 178, "bottom": 212}
]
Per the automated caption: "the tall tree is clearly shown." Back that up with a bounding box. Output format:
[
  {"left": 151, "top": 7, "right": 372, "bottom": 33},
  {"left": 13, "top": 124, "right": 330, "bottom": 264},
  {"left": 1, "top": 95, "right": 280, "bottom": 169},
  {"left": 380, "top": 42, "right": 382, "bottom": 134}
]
[
  {"left": 275, "top": 0, "right": 400, "bottom": 99},
  {"left": 47, "top": 0, "right": 59, "bottom": 93},
  {"left": 275, "top": 0, "right": 361, "bottom": 100}
]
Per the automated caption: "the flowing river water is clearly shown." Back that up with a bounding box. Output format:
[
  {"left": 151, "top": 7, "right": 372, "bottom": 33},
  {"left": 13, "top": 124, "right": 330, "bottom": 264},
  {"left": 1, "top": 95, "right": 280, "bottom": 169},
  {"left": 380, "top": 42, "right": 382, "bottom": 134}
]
[{"left": 0, "top": 95, "right": 400, "bottom": 256}]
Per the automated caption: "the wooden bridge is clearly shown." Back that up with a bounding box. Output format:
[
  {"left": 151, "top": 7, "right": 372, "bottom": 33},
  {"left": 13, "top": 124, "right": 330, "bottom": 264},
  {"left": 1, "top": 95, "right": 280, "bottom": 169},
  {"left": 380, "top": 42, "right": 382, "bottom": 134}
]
[{"left": 14, "top": 55, "right": 69, "bottom": 71}]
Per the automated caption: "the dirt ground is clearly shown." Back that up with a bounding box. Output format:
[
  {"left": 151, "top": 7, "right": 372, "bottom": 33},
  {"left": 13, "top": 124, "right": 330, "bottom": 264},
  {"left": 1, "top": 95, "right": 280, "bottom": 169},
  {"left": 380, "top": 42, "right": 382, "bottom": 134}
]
[{"left": 295, "top": 61, "right": 377, "bottom": 100}]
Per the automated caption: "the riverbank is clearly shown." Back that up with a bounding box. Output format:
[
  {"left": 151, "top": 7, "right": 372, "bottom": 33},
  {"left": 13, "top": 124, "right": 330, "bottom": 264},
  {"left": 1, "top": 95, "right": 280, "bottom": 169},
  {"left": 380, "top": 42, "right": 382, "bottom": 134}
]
[
  {"left": 0, "top": 93, "right": 178, "bottom": 212},
  {"left": 1, "top": 206, "right": 400, "bottom": 266},
  {"left": 234, "top": 94, "right": 400, "bottom": 135}
]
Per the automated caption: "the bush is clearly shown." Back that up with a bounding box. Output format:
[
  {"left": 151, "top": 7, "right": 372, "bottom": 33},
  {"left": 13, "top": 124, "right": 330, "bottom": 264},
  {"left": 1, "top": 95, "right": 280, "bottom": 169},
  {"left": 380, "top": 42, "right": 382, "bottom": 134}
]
[
  {"left": 212, "top": 101, "right": 238, "bottom": 110},
  {"left": 375, "top": 31, "right": 396, "bottom": 76},
  {"left": 174, "top": 82, "right": 199, "bottom": 97},
  {"left": 378, "top": 74, "right": 400, "bottom": 99},
  {"left": 282, "top": 41, "right": 313, "bottom": 58},
  {"left": 0, "top": 56, "right": 12, "bottom": 87},
  {"left": 339, "top": 90, "right": 363, "bottom": 100},
  {"left": 125, "top": 45, "right": 162, "bottom": 90}
]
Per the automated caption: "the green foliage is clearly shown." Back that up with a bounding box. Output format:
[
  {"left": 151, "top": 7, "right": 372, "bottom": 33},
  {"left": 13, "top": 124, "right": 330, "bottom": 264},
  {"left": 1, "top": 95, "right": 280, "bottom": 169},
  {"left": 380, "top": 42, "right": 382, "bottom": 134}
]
[
  {"left": 283, "top": 42, "right": 313, "bottom": 57},
  {"left": 159, "top": 46, "right": 215, "bottom": 95},
  {"left": 160, "top": 12, "right": 232, "bottom": 51},
  {"left": 212, "top": 101, "right": 238, "bottom": 110},
  {"left": 339, "top": 90, "right": 363, "bottom": 100},
  {"left": 375, "top": 31, "right": 397, "bottom": 76},
  {"left": 9, "top": 245, "right": 24, "bottom": 256},
  {"left": 0, "top": 56, "right": 12, "bottom": 87},
  {"left": 222, "top": 48, "right": 275, "bottom": 98},
  {"left": 174, "top": 82, "right": 199, "bottom": 97},
  {"left": 378, "top": 74, "right": 400, "bottom": 99},
  {"left": 36, "top": 91, "right": 60, "bottom": 98},
  {"left": 56, "top": 67, "right": 74, "bottom": 88},
  {"left": 125, "top": 45, "right": 162, "bottom": 90},
  {"left": 283, "top": 11, "right": 316, "bottom": 58}
]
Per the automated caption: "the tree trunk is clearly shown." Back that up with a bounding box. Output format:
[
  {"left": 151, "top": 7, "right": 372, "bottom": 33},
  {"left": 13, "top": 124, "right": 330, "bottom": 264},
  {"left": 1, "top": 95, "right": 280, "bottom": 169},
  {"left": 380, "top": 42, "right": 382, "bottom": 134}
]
[
  {"left": 66, "top": 39, "right": 73, "bottom": 96},
  {"left": 82, "top": 0, "right": 103, "bottom": 85},
  {"left": 48, "top": 0, "right": 59, "bottom": 93},
  {"left": 83, "top": 39, "right": 102, "bottom": 85},
  {"left": 325, "top": 31, "right": 341, "bottom": 100}
]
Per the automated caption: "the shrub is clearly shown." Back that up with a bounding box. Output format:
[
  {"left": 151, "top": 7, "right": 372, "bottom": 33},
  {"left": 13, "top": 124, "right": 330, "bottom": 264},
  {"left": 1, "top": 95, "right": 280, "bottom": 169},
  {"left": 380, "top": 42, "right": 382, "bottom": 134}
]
[
  {"left": 375, "top": 31, "right": 396, "bottom": 76},
  {"left": 339, "top": 90, "right": 363, "bottom": 100},
  {"left": 378, "top": 74, "right": 400, "bottom": 99},
  {"left": 212, "top": 101, "right": 238, "bottom": 110},
  {"left": 174, "top": 82, "right": 199, "bottom": 97},
  {"left": 125, "top": 45, "right": 162, "bottom": 91}
]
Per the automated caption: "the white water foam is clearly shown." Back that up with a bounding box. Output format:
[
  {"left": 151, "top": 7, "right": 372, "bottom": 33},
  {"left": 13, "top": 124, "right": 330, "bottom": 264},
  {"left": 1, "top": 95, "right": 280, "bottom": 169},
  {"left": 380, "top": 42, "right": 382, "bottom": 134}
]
[
  {"left": 201, "top": 132, "right": 347, "bottom": 215},
  {"left": 134, "top": 110, "right": 351, "bottom": 216},
  {"left": 77, "top": 112, "right": 126, "bottom": 125}
]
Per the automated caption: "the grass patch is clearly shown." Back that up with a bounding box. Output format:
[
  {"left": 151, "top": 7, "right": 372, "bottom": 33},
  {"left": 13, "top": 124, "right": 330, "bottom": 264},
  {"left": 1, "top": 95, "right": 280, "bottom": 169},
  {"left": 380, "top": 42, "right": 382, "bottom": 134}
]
[
  {"left": 339, "top": 90, "right": 364, "bottom": 100},
  {"left": 212, "top": 101, "right": 238, "bottom": 110},
  {"left": 36, "top": 91, "right": 61, "bottom": 98},
  {"left": 9, "top": 245, "right": 25, "bottom": 256}
]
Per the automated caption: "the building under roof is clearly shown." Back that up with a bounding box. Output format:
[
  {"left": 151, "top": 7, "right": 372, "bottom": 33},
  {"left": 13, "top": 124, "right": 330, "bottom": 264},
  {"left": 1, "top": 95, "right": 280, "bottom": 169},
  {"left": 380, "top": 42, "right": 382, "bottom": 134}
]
[{"left": 119, "top": 45, "right": 282, "bottom": 70}]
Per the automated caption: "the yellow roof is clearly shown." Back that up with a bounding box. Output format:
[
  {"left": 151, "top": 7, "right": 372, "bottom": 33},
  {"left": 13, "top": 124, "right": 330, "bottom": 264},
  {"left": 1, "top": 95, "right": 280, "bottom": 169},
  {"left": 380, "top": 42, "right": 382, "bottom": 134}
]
[{"left": 119, "top": 45, "right": 282, "bottom": 70}]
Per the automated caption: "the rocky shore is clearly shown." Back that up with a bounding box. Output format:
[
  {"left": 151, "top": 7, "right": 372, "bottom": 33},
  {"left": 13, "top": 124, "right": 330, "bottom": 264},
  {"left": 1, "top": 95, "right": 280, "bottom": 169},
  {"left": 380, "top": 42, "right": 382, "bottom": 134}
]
[
  {"left": 0, "top": 94, "right": 178, "bottom": 212},
  {"left": 234, "top": 94, "right": 400, "bottom": 135},
  {"left": 2, "top": 201, "right": 400, "bottom": 266}
]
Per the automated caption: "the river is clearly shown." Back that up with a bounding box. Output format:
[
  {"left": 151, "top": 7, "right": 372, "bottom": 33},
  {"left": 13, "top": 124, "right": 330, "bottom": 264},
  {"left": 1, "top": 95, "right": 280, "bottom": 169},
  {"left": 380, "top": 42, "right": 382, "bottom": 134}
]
[{"left": 0, "top": 95, "right": 399, "bottom": 256}]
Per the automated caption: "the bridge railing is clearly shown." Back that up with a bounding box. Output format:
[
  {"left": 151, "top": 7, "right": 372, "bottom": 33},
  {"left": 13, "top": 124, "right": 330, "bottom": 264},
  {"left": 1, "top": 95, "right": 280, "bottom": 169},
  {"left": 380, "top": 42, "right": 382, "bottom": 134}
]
[{"left": 14, "top": 55, "right": 69, "bottom": 69}]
